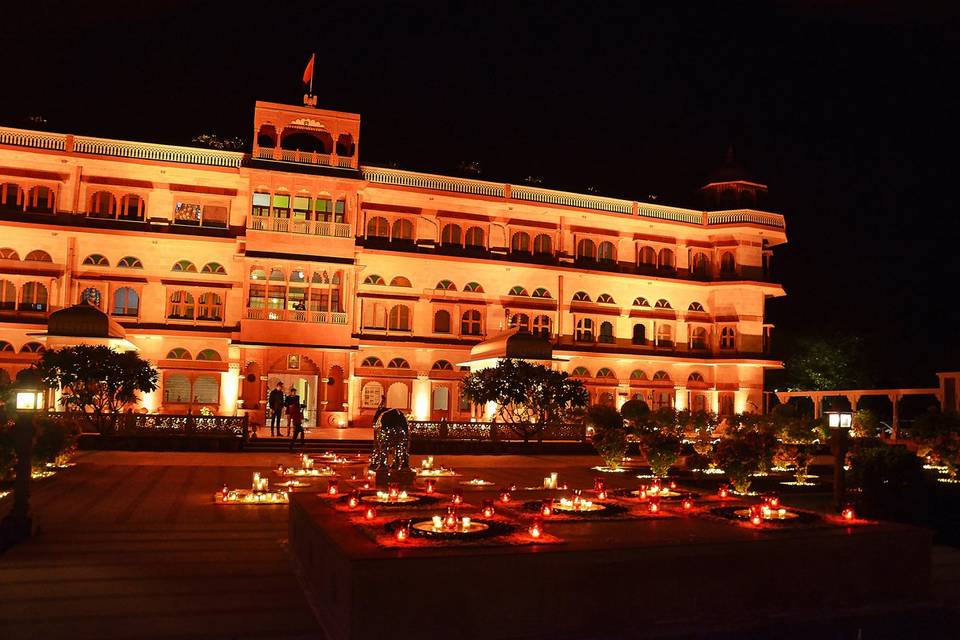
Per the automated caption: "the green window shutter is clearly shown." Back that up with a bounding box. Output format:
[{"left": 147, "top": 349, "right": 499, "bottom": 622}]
[{"left": 272, "top": 194, "right": 290, "bottom": 208}]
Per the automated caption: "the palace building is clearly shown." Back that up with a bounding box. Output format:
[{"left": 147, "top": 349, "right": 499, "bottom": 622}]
[{"left": 0, "top": 98, "right": 786, "bottom": 429}]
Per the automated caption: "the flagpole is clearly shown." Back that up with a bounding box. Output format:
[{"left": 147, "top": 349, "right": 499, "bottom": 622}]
[{"left": 309, "top": 53, "right": 314, "bottom": 96}]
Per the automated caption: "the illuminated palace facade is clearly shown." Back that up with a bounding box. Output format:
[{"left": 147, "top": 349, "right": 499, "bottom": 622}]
[{"left": 0, "top": 100, "right": 786, "bottom": 428}]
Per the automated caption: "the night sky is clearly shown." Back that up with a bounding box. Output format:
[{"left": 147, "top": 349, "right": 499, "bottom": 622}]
[{"left": 2, "top": 1, "right": 957, "bottom": 387}]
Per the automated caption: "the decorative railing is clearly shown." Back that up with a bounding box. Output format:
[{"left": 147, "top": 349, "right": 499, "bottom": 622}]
[
  {"left": 0, "top": 127, "right": 66, "bottom": 150},
  {"left": 511, "top": 185, "right": 633, "bottom": 214},
  {"left": 637, "top": 205, "right": 704, "bottom": 225},
  {"left": 362, "top": 167, "right": 506, "bottom": 198},
  {"left": 408, "top": 421, "right": 586, "bottom": 442},
  {"left": 246, "top": 307, "right": 348, "bottom": 324},
  {"left": 47, "top": 411, "right": 247, "bottom": 438},
  {"left": 707, "top": 210, "right": 786, "bottom": 229},
  {"left": 247, "top": 215, "right": 351, "bottom": 238},
  {"left": 73, "top": 136, "right": 243, "bottom": 167}
]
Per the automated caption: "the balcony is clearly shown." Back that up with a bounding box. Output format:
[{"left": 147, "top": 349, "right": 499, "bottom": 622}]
[
  {"left": 253, "top": 147, "right": 357, "bottom": 170},
  {"left": 246, "top": 307, "right": 347, "bottom": 324},
  {"left": 247, "top": 215, "right": 351, "bottom": 238}
]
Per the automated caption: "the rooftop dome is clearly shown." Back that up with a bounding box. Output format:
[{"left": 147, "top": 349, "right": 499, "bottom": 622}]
[
  {"left": 46, "top": 303, "right": 127, "bottom": 339},
  {"left": 706, "top": 146, "right": 755, "bottom": 184},
  {"left": 468, "top": 329, "right": 554, "bottom": 363}
]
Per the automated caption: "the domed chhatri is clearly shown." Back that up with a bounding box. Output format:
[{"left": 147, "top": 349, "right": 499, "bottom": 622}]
[{"left": 46, "top": 304, "right": 126, "bottom": 339}]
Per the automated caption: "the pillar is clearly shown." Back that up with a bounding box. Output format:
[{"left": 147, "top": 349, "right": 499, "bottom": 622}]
[
  {"left": 889, "top": 393, "right": 900, "bottom": 441},
  {"left": 673, "top": 386, "right": 687, "bottom": 410},
  {"left": 812, "top": 394, "right": 823, "bottom": 419},
  {"left": 412, "top": 373, "right": 431, "bottom": 421}
]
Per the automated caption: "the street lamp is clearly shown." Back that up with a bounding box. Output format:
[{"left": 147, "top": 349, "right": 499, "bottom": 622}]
[
  {"left": 826, "top": 410, "right": 852, "bottom": 512},
  {"left": 0, "top": 371, "right": 45, "bottom": 551}
]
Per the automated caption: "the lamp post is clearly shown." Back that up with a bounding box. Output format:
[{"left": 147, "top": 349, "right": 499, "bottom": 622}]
[
  {"left": 0, "top": 371, "right": 45, "bottom": 550},
  {"left": 826, "top": 410, "right": 852, "bottom": 512}
]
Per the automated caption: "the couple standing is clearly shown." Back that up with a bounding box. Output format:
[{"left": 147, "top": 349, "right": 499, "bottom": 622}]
[{"left": 268, "top": 382, "right": 305, "bottom": 448}]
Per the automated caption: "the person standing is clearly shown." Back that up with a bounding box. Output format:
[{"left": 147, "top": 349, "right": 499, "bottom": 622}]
[
  {"left": 285, "top": 387, "right": 299, "bottom": 436},
  {"left": 268, "top": 382, "right": 285, "bottom": 437},
  {"left": 288, "top": 389, "right": 305, "bottom": 449}
]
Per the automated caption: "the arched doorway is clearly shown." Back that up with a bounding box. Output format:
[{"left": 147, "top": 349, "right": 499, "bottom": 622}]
[{"left": 431, "top": 385, "right": 450, "bottom": 420}]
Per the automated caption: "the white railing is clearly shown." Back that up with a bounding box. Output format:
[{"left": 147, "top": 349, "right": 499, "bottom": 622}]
[
  {"left": 638, "top": 205, "right": 704, "bottom": 225},
  {"left": 72, "top": 135, "right": 243, "bottom": 167},
  {"left": 0, "top": 127, "right": 66, "bottom": 151},
  {"left": 707, "top": 210, "right": 786, "bottom": 229},
  {"left": 246, "top": 308, "right": 348, "bottom": 324},
  {"left": 363, "top": 167, "right": 506, "bottom": 198},
  {"left": 247, "top": 216, "right": 351, "bottom": 238},
  {"left": 511, "top": 185, "right": 633, "bottom": 214}
]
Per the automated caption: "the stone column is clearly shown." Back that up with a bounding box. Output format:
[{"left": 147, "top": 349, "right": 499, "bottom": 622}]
[{"left": 889, "top": 392, "right": 900, "bottom": 441}]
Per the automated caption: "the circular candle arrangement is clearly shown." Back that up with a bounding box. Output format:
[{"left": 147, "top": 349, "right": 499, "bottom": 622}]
[
  {"left": 275, "top": 479, "right": 311, "bottom": 488},
  {"left": 353, "top": 489, "right": 438, "bottom": 508},
  {"left": 386, "top": 516, "right": 514, "bottom": 541},
  {"left": 460, "top": 477, "right": 495, "bottom": 486},
  {"left": 709, "top": 502, "right": 821, "bottom": 526},
  {"left": 416, "top": 467, "right": 458, "bottom": 477},
  {"left": 522, "top": 496, "right": 626, "bottom": 518}
]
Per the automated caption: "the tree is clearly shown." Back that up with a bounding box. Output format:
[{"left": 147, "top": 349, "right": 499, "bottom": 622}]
[
  {"left": 910, "top": 408, "right": 960, "bottom": 479},
  {"left": 33, "top": 346, "right": 159, "bottom": 435},
  {"left": 619, "top": 398, "right": 649, "bottom": 429},
  {"left": 191, "top": 134, "right": 245, "bottom": 150},
  {"left": 780, "top": 334, "right": 876, "bottom": 391},
  {"left": 462, "top": 358, "right": 589, "bottom": 442},
  {"left": 714, "top": 430, "right": 773, "bottom": 494},
  {"left": 586, "top": 405, "right": 628, "bottom": 469}
]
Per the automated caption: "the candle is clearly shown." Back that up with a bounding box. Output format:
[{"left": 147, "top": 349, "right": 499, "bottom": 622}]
[
  {"left": 648, "top": 500, "right": 660, "bottom": 513},
  {"left": 276, "top": 464, "right": 283, "bottom": 474},
  {"left": 347, "top": 493, "right": 359, "bottom": 508},
  {"left": 543, "top": 476, "right": 552, "bottom": 489},
  {"left": 778, "top": 508, "right": 787, "bottom": 519},
  {"left": 327, "top": 480, "right": 339, "bottom": 496},
  {"left": 718, "top": 485, "right": 729, "bottom": 498},
  {"left": 669, "top": 480, "right": 677, "bottom": 490},
  {"left": 399, "top": 490, "right": 408, "bottom": 499},
  {"left": 388, "top": 483, "right": 399, "bottom": 498},
  {"left": 541, "top": 500, "right": 553, "bottom": 516},
  {"left": 482, "top": 499, "right": 495, "bottom": 518},
  {"left": 529, "top": 518, "right": 543, "bottom": 539},
  {"left": 682, "top": 498, "right": 693, "bottom": 510},
  {"left": 395, "top": 525, "right": 409, "bottom": 542},
  {"left": 451, "top": 490, "right": 463, "bottom": 505},
  {"left": 842, "top": 506, "right": 855, "bottom": 521},
  {"left": 499, "top": 489, "right": 511, "bottom": 503},
  {"left": 424, "top": 479, "right": 436, "bottom": 494},
  {"left": 253, "top": 473, "right": 261, "bottom": 491},
  {"left": 769, "top": 495, "right": 780, "bottom": 508},
  {"left": 751, "top": 514, "right": 762, "bottom": 526},
  {"left": 445, "top": 513, "right": 457, "bottom": 529},
  {"left": 550, "top": 472, "right": 558, "bottom": 487},
  {"left": 365, "top": 507, "right": 376, "bottom": 520},
  {"left": 362, "top": 482, "right": 371, "bottom": 490},
  {"left": 432, "top": 515, "right": 443, "bottom": 529},
  {"left": 462, "top": 516, "right": 471, "bottom": 530},
  {"left": 638, "top": 486, "right": 647, "bottom": 500},
  {"left": 597, "top": 490, "right": 608, "bottom": 500}
]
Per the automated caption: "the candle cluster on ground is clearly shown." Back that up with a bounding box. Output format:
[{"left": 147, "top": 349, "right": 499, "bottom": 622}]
[
  {"left": 734, "top": 495, "right": 798, "bottom": 524},
  {"left": 217, "top": 472, "right": 289, "bottom": 504},
  {"left": 277, "top": 455, "right": 336, "bottom": 477},
  {"left": 632, "top": 479, "right": 681, "bottom": 499},
  {"left": 417, "top": 456, "right": 458, "bottom": 477}
]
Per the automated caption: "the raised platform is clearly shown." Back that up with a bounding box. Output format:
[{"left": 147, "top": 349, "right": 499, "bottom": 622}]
[{"left": 289, "top": 492, "right": 933, "bottom": 639}]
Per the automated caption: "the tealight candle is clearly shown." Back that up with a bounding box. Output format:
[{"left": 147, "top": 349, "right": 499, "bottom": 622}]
[
  {"left": 424, "top": 479, "right": 436, "bottom": 494},
  {"left": 541, "top": 500, "right": 553, "bottom": 516},
  {"left": 718, "top": 485, "right": 729, "bottom": 498},
  {"left": 682, "top": 498, "right": 693, "bottom": 510},
  {"left": 751, "top": 514, "right": 762, "bottom": 526},
  {"left": 842, "top": 506, "right": 855, "bottom": 521},
  {"left": 348, "top": 493, "right": 359, "bottom": 508},
  {"left": 638, "top": 487, "right": 647, "bottom": 500},
  {"left": 327, "top": 480, "right": 339, "bottom": 496},
  {"left": 499, "top": 489, "right": 511, "bottom": 503},
  {"left": 529, "top": 518, "right": 543, "bottom": 539},
  {"left": 669, "top": 480, "right": 677, "bottom": 490},
  {"left": 365, "top": 507, "right": 376, "bottom": 520},
  {"left": 777, "top": 507, "right": 787, "bottom": 519},
  {"left": 432, "top": 515, "right": 443, "bottom": 529},
  {"left": 451, "top": 490, "right": 463, "bottom": 505},
  {"left": 769, "top": 495, "right": 780, "bottom": 508},
  {"left": 362, "top": 482, "right": 371, "bottom": 490},
  {"left": 388, "top": 483, "right": 399, "bottom": 498},
  {"left": 462, "top": 516, "right": 471, "bottom": 530},
  {"left": 597, "top": 490, "right": 607, "bottom": 500},
  {"left": 648, "top": 500, "right": 660, "bottom": 513},
  {"left": 395, "top": 526, "right": 408, "bottom": 542},
  {"left": 399, "top": 490, "right": 408, "bottom": 499},
  {"left": 253, "top": 473, "right": 261, "bottom": 491},
  {"left": 445, "top": 513, "right": 457, "bottom": 529}
]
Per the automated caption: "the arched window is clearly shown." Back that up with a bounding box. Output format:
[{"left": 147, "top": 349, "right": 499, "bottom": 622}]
[
  {"left": 195, "top": 349, "right": 221, "bottom": 361},
  {"left": 289, "top": 268, "right": 306, "bottom": 283},
  {"left": 164, "top": 374, "right": 191, "bottom": 403},
  {"left": 361, "top": 381, "right": 384, "bottom": 407},
  {"left": 112, "top": 287, "right": 139, "bottom": 316},
  {"left": 633, "top": 297, "right": 650, "bottom": 307},
  {"left": 363, "top": 302, "right": 387, "bottom": 329},
  {"left": 630, "top": 369, "right": 647, "bottom": 381},
  {"left": 638, "top": 246, "right": 656, "bottom": 266},
  {"left": 25, "top": 250, "right": 52, "bottom": 262},
  {"left": 575, "top": 318, "right": 594, "bottom": 342},
  {"left": 0, "top": 183, "right": 23, "bottom": 209},
  {"left": 632, "top": 323, "right": 646, "bottom": 345},
  {"left": 596, "top": 367, "right": 615, "bottom": 379},
  {"left": 389, "top": 276, "right": 411, "bottom": 287},
  {"left": 652, "top": 370, "right": 670, "bottom": 381},
  {"left": 20, "top": 282, "right": 48, "bottom": 311},
  {"left": 0, "top": 248, "right": 19, "bottom": 260},
  {"left": 82, "top": 254, "right": 109, "bottom": 266},
  {"left": 533, "top": 315, "right": 551, "bottom": 338},
  {"left": 250, "top": 267, "right": 267, "bottom": 280},
  {"left": 511, "top": 232, "right": 531, "bottom": 253},
  {"left": 720, "top": 251, "right": 736, "bottom": 275},
  {"left": 463, "top": 281, "right": 484, "bottom": 293},
  {"left": 387, "top": 358, "right": 410, "bottom": 369},
  {"left": 117, "top": 256, "right": 143, "bottom": 269},
  {"left": 363, "top": 275, "right": 387, "bottom": 287},
  {"left": 27, "top": 186, "right": 54, "bottom": 213},
  {"left": 512, "top": 313, "right": 530, "bottom": 332},
  {"left": 268, "top": 268, "right": 285, "bottom": 281},
  {"left": 20, "top": 342, "right": 45, "bottom": 353},
  {"left": 193, "top": 375, "right": 219, "bottom": 404},
  {"left": 434, "top": 309, "right": 452, "bottom": 333},
  {"left": 531, "top": 287, "right": 551, "bottom": 299},
  {"left": 168, "top": 290, "right": 195, "bottom": 319},
  {"left": 89, "top": 191, "right": 117, "bottom": 218},
  {"left": 576, "top": 238, "right": 596, "bottom": 261},
  {"left": 436, "top": 279, "right": 457, "bottom": 291},
  {"left": 508, "top": 286, "right": 528, "bottom": 296},
  {"left": 656, "top": 324, "right": 673, "bottom": 346},
  {"left": 120, "top": 194, "right": 144, "bottom": 220},
  {"left": 166, "top": 348, "right": 192, "bottom": 359},
  {"left": 598, "top": 241, "right": 616, "bottom": 263},
  {"left": 388, "top": 305, "right": 411, "bottom": 331},
  {"left": 596, "top": 293, "right": 615, "bottom": 304},
  {"left": 688, "top": 372, "right": 705, "bottom": 383},
  {"left": 198, "top": 292, "right": 223, "bottom": 320},
  {"left": 658, "top": 248, "right": 674, "bottom": 269},
  {"left": 80, "top": 287, "right": 101, "bottom": 307},
  {"left": 0, "top": 340, "right": 13, "bottom": 352},
  {"left": 720, "top": 326, "right": 736, "bottom": 350},
  {"left": 201, "top": 262, "right": 226, "bottom": 274},
  {"left": 599, "top": 321, "right": 614, "bottom": 343},
  {"left": 391, "top": 218, "right": 414, "bottom": 241},
  {"left": 461, "top": 309, "right": 482, "bottom": 335},
  {"left": 691, "top": 252, "right": 710, "bottom": 276},
  {"left": 688, "top": 302, "right": 705, "bottom": 312},
  {"left": 571, "top": 366, "right": 590, "bottom": 378},
  {"left": 464, "top": 226, "right": 485, "bottom": 248},
  {"left": 172, "top": 260, "right": 197, "bottom": 273},
  {"left": 336, "top": 133, "right": 355, "bottom": 157},
  {"left": 361, "top": 356, "right": 384, "bottom": 367},
  {"left": 533, "top": 234, "right": 552, "bottom": 256},
  {"left": 432, "top": 360, "right": 454, "bottom": 371},
  {"left": 386, "top": 381, "right": 409, "bottom": 409},
  {"left": 366, "top": 216, "right": 389, "bottom": 238},
  {"left": 654, "top": 299, "right": 672, "bottom": 309},
  {"left": 690, "top": 326, "right": 708, "bottom": 349},
  {"left": 0, "top": 280, "right": 16, "bottom": 310},
  {"left": 441, "top": 224, "right": 462, "bottom": 246},
  {"left": 572, "top": 291, "right": 591, "bottom": 302}
]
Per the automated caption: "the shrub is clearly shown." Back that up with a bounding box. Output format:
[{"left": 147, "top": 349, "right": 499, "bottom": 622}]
[
  {"left": 714, "top": 430, "right": 768, "bottom": 494},
  {"left": 643, "top": 430, "right": 682, "bottom": 477},
  {"left": 620, "top": 399, "right": 649, "bottom": 428},
  {"left": 587, "top": 405, "right": 628, "bottom": 469},
  {"left": 32, "top": 418, "right": 81, "bottom": 467},
  {"left": 0, "top": 420, "right": 14, "bottom": 480},
  {"left": 850, "top": 443, "right": 928, "bottom": 522}
]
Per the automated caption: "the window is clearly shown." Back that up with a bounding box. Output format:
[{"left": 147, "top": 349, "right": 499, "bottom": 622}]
[
  {"left": 21, "top": 342, "right": 45, "bottom": 353},
  {"left": 720, "top": 327, "right": 736, "bottom": 350},
  {"left": 0, "top": 340, "right": 13, "bottom": 351},
  {"left": 432, "top": 360, "right": 454, "bottom": 371},
  {"left": 252, "top": 192, "right": 271, "bottom": 217},
  {"left": 533, "top": 315, "right": 551, "bottom": 338},
  {"left": 172, "top": 260, "right": 197, "bottom": 273},
  {"left": 20, "top": 282, "right": 47, "bottom": 311},
  {"left": 198, "top": 292, "right": 223, "bottom": 320},
  {"left": 272, "top": 194, "right": 290, "bottom": 218},
  {"left": 432, "top": 386, "right": 450, "bottom": 411},
  {"left": 508, "top": 286, "right": 528, "bottom": 296},
  {"left": 690, "top": 327, "right": 708, "bottom": 349},
  {"left": 250, "top": 267, "right": 267, "bottom": 280},
  {"left": 598, "top": 241, "right": 616, "bottom": 263},
  {"left": 464, "top": 226, "right": 485, "bottom": 248},
  {"left": 112, "top": 287, "right": 139, "bottom": 316},
  {"left": 652, "top": 370, "right": 670, "bottom": 381},
  {"left": 461, "top": 309, "right": 482, "bottom": 335},
  {"left": 0, "top": 248, "right": 19, "bottom": 260},
  {"left": 436, "top": 279, "right": 457, "bottom": 291},
  {"left": 201, "top": 262, "right": 226, "bottom": 274},
  {"left": 571, "top": 366, "right": 590, "bottom": 377},
  {"left": 366, "top": 216, "right": 389, "bottom": 238},
  {"left": 390, "top": 276, "right": 411, "bottom": 287},
  {"left": 658, "top": 248, "right": 674, "bottom": 269},
  {"left": 533, "top": 234, "right": 552, "bottom": 256},
  {"left": 575, "top": 318, "right": 594, "bottom": 342},
  {"left": 334, "top": 200, "right": 346, "bottom": 223},
  {"left": 289, "top": 269, "right": 306, "bottom": 283},
  {"left": 82, "top": 254, "right": 109, "bottom": 267},
  {"left": 312, "top": 197, "right": 331, "bottom": 221},
  {"left": 168, "top": 290, "right": 195, "bottom": 319},
  {"left": 0, "top": 280, "right": 16, "bottom": 310},
  {"left": 688, "top": 302, "right": 705, "bottom": 312},
  {"left": 630, "top": 369, "right": 647, "bottom": 381},
  {"left": 691, "top": 252, "right": 711, "bottom": 276},
  {"left": 688, "top": 372, "right": 705, "bottom": 383},
  {"left": 195, "top": 349, "right": 222, "bottom": 362},
  {"left": 387, "top": 358, "right": 410, "bottom": 369},
  {"left": 164, "top": 374, "right": 191, "bottom": 403},
  {"left": 363, "top": 274, "right": 386, "bottom": 286},
  {"left": 193, "top": 376, "right": 219, "bottom": 403},
  {"left": 363, "top": 302, "right": 387, "bottom": 329},
  {"left": 596, "top": 293, "right": 615, "bottom": 304},
  {"left": 720, "top": 251, "right": 736, "bottom": 275},
  {"left": 173, "top": 202, "right": 202, "bottom": 225},
  {"left": 654, "top": 299, "right": 672, "bottom": 309},
  {"left": 638, "top": 246, "right": 656, "bottom": 266},
  {"left": 511, "top": 232, "right": 530, "bottom": 253},
  {"left": 572, "top": 291, "right": 591, "bottom": 302},
  {"left": 392, "top": 218, "right": 414, "bottom": 241},
  {"left": 577, "top": 238, "right": 596, "bottom": 261},
  {"left": 25, "top": 250, "right": 52, "bottom": 262},
  {"left": 292, "top": 195, "right": 311, "bottom": 221},
  {"left": 596, "top": 367, "right": 615, "bottom": 379},
  {"left": 441, "top": 224, "right": 462, "bottom": 246},
  {"left": 388, "top": 305, "right": 411, "bottom": 331},
  {"left": 117, "top": 256, "right": 143, "bottom": 269},
  {"left": 656, "top": 324, "right": 673, "bottom": 346},
  {"left": 633, "top": 297, "right": 650, "bottom": 307},
  {"left": 119, "top": 194, "right": 144, "bottom": 220},
  {"left": 268, "top": 268, "right": 285, "bottom": 281},
  {"left": 463, "top": 281, "right": 483, "bottom": 293},
  {"left": 362, "top": 381, "right": 384, "bottom": 408},
  {"left": 531, "top": 287, "right": 551, "bottom": 299},
  {"left": 89, "top": 191, "right": 117, "bottom": 217},
  {"left": 27, "top": 186, "right": 54, "bottom": 213},
  {"left": 0, "top": 183, "right": 23, "bottom": 209},
  {"left": 598, "top": 321, "right": 614, "bottom": 343},
  {"left": 434, "top": 310, "right": 451, "bottom": 333},
  {"left": 632, "top": 324, "right": 646, "bottom": 344},
  {"left": 166, "top": 348, "right": 192, "bottom": 359},
  {"left": 80, "top": 287, "right": 101, "bottom": 307},
  {"left": 361, "top": 356, "right": 384, "bottom": 367},
  {"left": 512, "top": 313, "right": 530, "bottom": 333}
]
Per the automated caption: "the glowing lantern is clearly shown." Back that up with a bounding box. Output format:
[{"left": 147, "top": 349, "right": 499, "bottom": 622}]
[
  {"left": 388, "top": 483, "right": 399, "bottom": 498},
  {"left": 364, "top": 507, "right": 377, "bottom": 520},
  {"left": 682, "top": 497, "right": 693, "bottom": 511},
  {"left": 718, "top": 485, "right": 729, "bottom": 498},
  {"left": 424, "top": 479, "right": 436, "bottom": 494},
  {"left": 541, "top": 500, "right": 553, "bottom": 517},
  {"left": 451, "top": 490, "right": 464, "bottom": 505},
  {"left": 499, "top": 489, "right": 511, "bottom": 503},
  {"left": 395, "top": 523, "right": 409, "bottom": 542},
  {"left": 444, "top": 512, "right": 457, "bottom": 529},
  {"left": 432, "top": 515, "right": 443, "bottom": 529},
  {"left": 327, "top": 480, "right": 339, "bottom": 496},
  {"left": 461, "top": 516, "right": 471, "bottom": 530},
  {"left": 597, "top": 489, "right": 608, "bottom": 500},
  {"left": 842, "top": 506, "right": 855, "bottom": 521},
  {"left": 648, "top": 499, "right": 660, "bottom": 513},
  {"left": 529, "top": 518, "right": 543, "bottom": 539},
  {"left": 482, "top": 499, "right": 495, "bottom": 518},
  {"left": 347, "top": 492, "right": 359, "bottom": 508}
]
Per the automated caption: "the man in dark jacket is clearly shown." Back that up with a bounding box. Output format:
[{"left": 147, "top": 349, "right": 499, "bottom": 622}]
[{"left": 268, "top": 382, "right": 285, "bottom": 437}]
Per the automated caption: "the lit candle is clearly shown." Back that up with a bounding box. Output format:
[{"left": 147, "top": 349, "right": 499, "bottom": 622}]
[
  {"left": 365, "top": 507, "right": 376, "bottom": 520},
  {"left": 638, "top": 486, "right": 647, "bottom": 500},
  {"left": 842, "top": 506, "right": 855, "bottom": 521},
  {"left": 541, "top": 500, "right": 553, "bottom": 517},
  {"left": 253, "top": 472, "right": 261, "bottom": 491},
  {"left": 529, "top": 518, "right": 543, "bottom": 539},
  {"left": 399, "top": 490, "right": 408, "bottom": 499},
  {"left": 451, "top": 490, "right": 463, "bottom": 505},
  {"left": 550, "top": 472, "right": 558, "bottom": 489},
  {"left": 718, "top": 485, "right": 729, "bottom": 498},
  {"left": 424, "top": 479, "right": 436, "bottom": 494},
  {"left": 769, "top": 495, "right": 780, "bottom": 508},
  {"left": 347, "top": 494, "right": 359, "bottom": 508},
  {"left": 778, "top": 508, "right": 787, "bottom": 519},
  {"left": 482, "top": 499, "right": 495, "bottom": 518},
  {"left": 395, "top": 526, "right": 409, "bottom": 542},
  {"left": 462, "top": 516, "right": 471, "bottom": 530},
  {"left": 669, "top": 480, "right": 677, "bottom": 490},
  {"left": 597, "top": 490, "right": 608, "bottom": 500},
  {"left": 445, "top": 513, "right": 457, "bottom": 529},
  {"left": 543, "top": 476, "right": 552, "bottom": 489},
  {"left": 751, "top": 514, "right": 762, "bottom": 526},
  {"left": 648, "top": 500, "right": 660, "bottom": 513},
  {"left": 362, "top": 482, "right": 371, "bottom": 490},
  {"left": 499, "top": 489, "right": 511, "bottom": 503},
  {"left": 432, "top": 515, "right": 443, "bottom": 529},
  {"left": 761, "top": 505, "right": 772, "bottom": 519},
  {"left": 276, "top": 464, "right": 284, "bottom": 474},
  {"left": 327, "top": 480, "right": 339, "bottom": 496},
  {"left": 682, "top": 498, "right": 693, "bottom": 510},
  {"left": 388, "top": 483, "right": 399, "bottom": 498}
]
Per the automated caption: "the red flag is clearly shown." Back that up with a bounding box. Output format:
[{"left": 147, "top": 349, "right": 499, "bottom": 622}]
[{"left": 302, "top": 54, "right": 315, "bottom": 86}]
